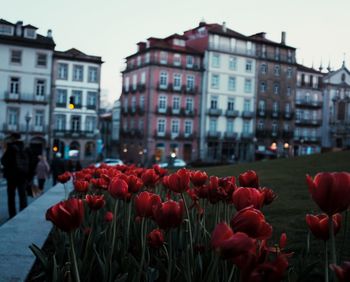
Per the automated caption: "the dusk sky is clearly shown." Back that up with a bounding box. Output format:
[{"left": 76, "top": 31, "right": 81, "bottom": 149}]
[{"left": 2, "top": 0, "right": 350, "bottom": 104}]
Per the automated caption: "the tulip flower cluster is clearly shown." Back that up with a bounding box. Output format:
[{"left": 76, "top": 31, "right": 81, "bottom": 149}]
[{"left": 31, "top": 164, "right": 350, "bottom": 282}]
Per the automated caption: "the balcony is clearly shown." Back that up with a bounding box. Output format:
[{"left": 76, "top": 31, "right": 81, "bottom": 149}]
[
  {"left": 207, "top": 131, "right": 221, "bottom": 139},
  {"left": 154, "top": 131, "right": 170, "bottom": 139},
  {"left": 282, "top": 130, "right": 294, "bottom": 139},
  {"left": 157, "top": 83, "right": 169, "bottom": 92},
  {"left": 224, "top": 132, "right": 238, "bottom": 139},
  {"left": 2, "top": 123, "right": 48, "bottom": 134},
  {"left": 137, "top": 106, "right": 145, "bottom": 115},
  {"left": 156, "top": 107, "right": 169, "bottom": 115},
  {"left": 271, "top": 111, "right": 280, "bottom": 119},
  {"left": 178, "top": 132, "right": 196, "bottom": 140},
  {"left": 330, "top": 123, "right": 350, "bottom": 135},
  {"left": 242, "top": 111, "right": 254, "bottom": 119},
  {"left": 185, "top": 86, "right": 198, "bottom": 95},
  {"left": 283, "top": 112, "right": 294, "bottom": 120},
  {"left": 207, "top": 108, "right": 222, "bottom": 116},
  {"left": 208, "top": 42, "right": 256, "bottom": 57},
  {"left": 137, "top": 83, "right": 146, "bottom": 92},
  {"left": 56, "top": 102, "right": 66, "bottom": 108},
  {"left": 87, "top": 104, "right": 97, "bottom": 110},
  {"left": 241, "top": 132, "right": 254, "bottom": 140},
  {"left": 53, "top": 129, "right": 96, "bottom": 138},
  {"left": 295, "top": 99, "right": 322, "bottom": 108},
  {"left": 256, "top": 129, "right": 267, "bottom": 138},
  {"left": 4, "top": 92, "right": 48, "bottom": 105},
  {"left": 295, "top": 119, "right": 322, "bottom": 126},
  {"left": 294, "top": 135, "right": 321, "bottom": 143},
  {"left": 182, "top": 108, "right": 196, "bottom": 117},
  {"left": 257, "top": 110, "right": 266, "bottom": 118},
  {"left": 226, "top": 110, "right": 239, "bottom": 118},
  {"left": 171, "top": 108, "right": 181, "bottom": 115}
]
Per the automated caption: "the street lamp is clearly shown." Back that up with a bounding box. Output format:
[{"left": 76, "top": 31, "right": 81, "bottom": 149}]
[{"left": 25, "top": 111, "right": 32, "bottom": 146}]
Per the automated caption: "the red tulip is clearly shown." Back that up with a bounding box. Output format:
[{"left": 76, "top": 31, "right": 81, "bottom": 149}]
[
  {"left": 153, "top": 200, "right": 184, "bottom": 229},
  {"left": 108, "top": 177, "right": 129, "bottom": 199},
  {"left": 85, "top": 194, "right": 105, "bottom": 210},
  {"left": 134, "top": 191, "right": 161, "bottom": 218},
  {"left": 141, "top": 169, "right": 159, "bottom": 187},
  {"left": 166, "top": 168, "right": 190, "bottom": 193},
  {"left": 239, "top": 170, "right": 259, "bottom": 188},
  {"left": 74, "top": 180, "right": 89, "bottom": 193},
  {"left": 211, "top": 222, "right": 255, "bottom": 260},
  {"left": 305, "top": 213, "right": 342, "bottom": 241},
  {"left": 191, "top": 170, "right": 208, "bottom": 187},
  {"left": 153, "top": 164, "right": 168, "bottom": 177},
  {"left": 57, "top": 172, "right": 71, "bottom": 184},
  {"left": 127, "top": 175, "right": 144, "bottom": 193},
  {"left": 147, "top": 229, "right": 164, "bottom": 248},
  {"left": 261, "top": 187, "right": 277, "bottom": 205},
  {"left": 90, "top": 178, "right": 108, "bottom": 190},
  {"left": 46, "top": 198, "right": 84, "bottom": 232},
  {"left": 231, "top": 207, "right": 272, "bottom": 240},
  {"left": 306, "top": 172, "right": 350, "bottom": 215},
  {"left": 330, "top": 261, "right": 350, "bottom": 282},
  {"left": 206, "top": 176, "right": 228, "bottom": 204},
  {"left": 232, "top": 187, "right": 265, "bottom": 211},
  {"left": 104, "top": 211, "right": 114, "bottom": 222}
]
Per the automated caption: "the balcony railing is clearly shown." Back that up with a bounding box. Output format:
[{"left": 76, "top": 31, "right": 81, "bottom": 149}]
[
  {"left": 271, "top": 111, "right": 280, "bottom": 119},
  {"left": 330, "top": 123, "right": 350, "bottom": 135},
  {"left": 124, "top": 59, "right": 202, "bottom": 72},
  {"left": 295, "top": 119, "right": 322, "bottom": 126},
  {"left": 2, "top": 123, "right": 48, "bottom": 134},
  {"left": 241, "top": 132, "right": 254, "bottom": 140},
  {"left": 257, "top": 110, "right": 266, "bottom": 117},
  {"left": 224, "top": 132, "right": 238, "bottom": 139},
  {"left": 53, "top": 129, "right": 96, "bottom": 138},
  {"left": 295, "top": 99, "right": 322, "bottom": 108},
  {"left": 4, "top": 91, "right": 48, "bottom": 104},
  {"left": 226, "top": 110, "right": 239, "bottom": 118},
  {"left": 207, "top": 131, "right": 221, "bottom": 139},
  {"left": 294, "top": 135, "right": 321, "bottom": 143},
  {"left": 283, "top": 112, "right": 294, "bottom": 120},
  {"left": 242, "top": 111, "right": 254, "bottom": 119},
  {"left": 208, "top": 42, "right": 256, "bottom": 57},
  {"left": 207, "top": 108, "right": 222, "bottom": 116}
]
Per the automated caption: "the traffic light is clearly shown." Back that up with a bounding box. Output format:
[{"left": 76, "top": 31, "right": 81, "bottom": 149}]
[
  {"left": 69, "top": 96, "right": 75, "bottom": 109},
  {"left": 53, "top": 139, "right": 59, "bottom": 152}
]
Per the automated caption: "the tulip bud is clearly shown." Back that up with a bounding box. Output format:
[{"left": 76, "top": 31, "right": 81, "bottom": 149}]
[{"left": 105, "top": 211, "right": 114, "bottom": 222}]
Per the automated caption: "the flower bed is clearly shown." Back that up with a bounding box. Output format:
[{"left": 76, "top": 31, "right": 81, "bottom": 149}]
[{"left": 30, "top": 165, "right": 350, "bottom": 281}]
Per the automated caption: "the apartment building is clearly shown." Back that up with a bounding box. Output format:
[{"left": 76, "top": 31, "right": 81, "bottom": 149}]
[
  {"left": 185, "top": 22, "right": 257, "bottom": 162},
  {"left": 120, "top": 34, "right": 202, "bottom": 165},
  {"left": 0, "top": 19, "right": 55, "bottom": 156},
  {"left": 295, "top": 64, "right": 324, "bottom": 155},
  {"left": 51, "top": 48, "right": 103, "bottom": 162}
]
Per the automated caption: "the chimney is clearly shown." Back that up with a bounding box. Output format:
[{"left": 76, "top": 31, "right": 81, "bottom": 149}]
[
  {"left": 47, "top": 29, "right": 52, "bottom": 38},
  {"left": 16, "top": 21, "right": 23, "bottom": 36},
  {"left": 199, "top": 18, "right": 206, "bottom": 27},
  {"left": 281, "top": 31, "right": 286, "bottom": 45},
  {"left": 222, "top": 21, "right": 227, "bottom": 32},
  {"left": 137, "top": 42, "right": 146, "bottom": 51}
]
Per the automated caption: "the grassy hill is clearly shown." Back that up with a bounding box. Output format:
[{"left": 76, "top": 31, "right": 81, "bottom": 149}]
[{"left": 203, "top": 150, "right": 350, "bottom": 264}]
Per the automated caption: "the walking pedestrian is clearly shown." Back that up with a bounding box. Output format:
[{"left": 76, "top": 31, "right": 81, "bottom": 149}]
[
  {"left": 0, "top": 133, "right": 30, "bottom": 218},
  {"left": 51, "top": 152, "right": 65, "bottom": 186},
  {"left": 35, "top": 155, "right": 50, "bottom": 194}
]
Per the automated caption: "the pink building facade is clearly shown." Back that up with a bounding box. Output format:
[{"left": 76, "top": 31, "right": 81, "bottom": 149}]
[{"left": 120, "top": 34, "right": 202, "bottom": 165}]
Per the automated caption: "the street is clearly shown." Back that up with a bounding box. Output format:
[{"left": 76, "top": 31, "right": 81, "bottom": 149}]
[{"left": 0, "top": 177, "right": 53, "bottom": 225}]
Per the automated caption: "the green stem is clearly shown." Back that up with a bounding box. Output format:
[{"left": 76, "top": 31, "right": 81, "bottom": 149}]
[
  {"left": 166, "top": 230, "right": 173, "bottom": 282},
  {"left": 329, "top": 217, "right": 337, "bottom": 265},
  {"left": 340, "top": 210, "right": 348, "bottom": 262},
  {"left": 70, "top": 232, "right": 81, "bottom": 282},
  {"left": 325, "top": 242, "right": 329, "bottom": 282},
  {"left": 228, "top": 264, "right": 236, "bottom": 282},
  {"left": 83, "top": 212, "right": 95, "bottom": 262},
  {"left": 181, "top": 193, "right": 194, "bottom": 259},
  {"left": 126, "top": 200, "right": 132, "bottom": 254},
  {"left": 109, "top": 200, "right": 119, "bottom": 282},
  {"left": 137, "top": 217, "right": 146, "bottom": 281}
]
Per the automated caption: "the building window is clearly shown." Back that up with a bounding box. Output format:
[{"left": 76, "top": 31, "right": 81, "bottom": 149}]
[
  {"left": 211, "top": 74, "right": 219, "bottom": 89},
  {"left": 172, "top": 96, "right": 181, "bottom": 111},
  {"left": 88, "top": 67, "right": 98, "bottom": 82},
  {"left": 209, "top": 119, "right": 217, "bottom": 133},
  {"left": 260, "top": 82, "right": 267, "bottom": 93},
  {"left": 139, "top": 119, "right": 144, "bottom": 130},
  {"left": 72, "top": 90, "right": 82, "bottom": 108},
  {"left": 261, "top": 63, "right": 267, "bottom": 74},
  {"left": 285, "top": 103, "right": 291, "bottom": 114},
  {"left": 124, "top": 77, "right": 130, "bottom": 91},
  {"left": 186, "top": 55, "right": 193, "bottom": 68},
  {"left": 186, "top": 75, "right": 195, "bottom": 91},
  {"left": 210, "top": 96, "right": 218, "bottom": 109},
  {"left": 245, "top": 60, "right": 253, "bottom": 72},
  {"left": 141, "top": 72, "right": 146, "bottom": 84},
  {"left": 287, "top": 86, "right": 291, "bottom": 96},
  {"left": 145, "top": 53, "right": 150, "bottom": 63},
  {"left": 73, "top": 65, "right": 84, "bottom": 81},
  {"left": 10, "top": 50, "right": 22, "bottom": 64},
  {"left": 159, "top": 72, "right": 168, "bottom": 88},
  {"left": 157, "top": 119, "right": 166, "bottom": 134},
  {"left": 10, "top": 77, "right": 20, "bottom": 94},
  {"left": 244, "top": 79, "right": 252, "bottom": 93},
  {"left": 160, "top": 51, "right": 168, "bottom": 64},
  {"left": 227, "top": 98, "right": 235, "bottom": 111},
  {"left": 140, "top": 95, "right": 145, "bottom": 110},
  {"left": 35, "top": 80, "right": 45, "bottom": 98},
  {"left": 246, "top": 41, "right": 252, "bottom": 54},
  {"left": 171, "top": 119, "right": 179, "bottom": 135},
  {"left": 85, "top": 117, "right": 96, "bottom": 132},
  {"left": 173, "top": 73, "right": 182, "bottom": 90},
  {"left": 229, "top": 56, "right": 237, "bottom": 70},
  {"left": 185, "top": 97, "right": 193, "bottom": 111},
  {"left": 184, "top": 120, "right": 193, "bottom": 135},
  {"left": 273, "top": 83, "right": 280, "bottom": 95},
  {"left": 123, "top": 98, "right": 128, "bottom": 112},
  {"left": 56, "top": 89, "right": 67, "bottom": 107},
  {"left": 244, "top": 99, "right": 251, "bottom": 112},
  {"left": 227, "top": 120, "right": 234, "bottom": 133},
  {"left": 272, "top": 101, "right": 279, "bottom": 112},
  {"left": 173, "top": 54, "right": 181, "bottom": 66},
  {"left": 58, "top": 63, "right": 68, "bottom": 80},
  {"left": 287, "top": 67, "right": 292, "bottom": 78},
  {"left": 87, "top": 92, "right": 97, "bottom": 109},
  {"left": 212, "top": 53, "right": 220, "bottom": 68},
  {"left": 0, "top": 24, "right": 13, "bottom": 35},
  {"left": 228, "top": 76, "right": 236, "bottom": 91},
  {"left": 272, "top": 121, "right": 278, "bottom": 133},
  {"left": 230, "top": 38, "right": 236, "bottom": 51},
  {"left": 158, "top": 95, "right": 167, "bottom": 111},
  {"left": 243, "top": 121, "right": 250, "bottom": 133},
  {"left": 37, "top": 53, "right": 47, "bottom": 67},
  {"left": 258, "top": 120, "right": 264, "bottom": 130},
  {"left": 55, "top": 115, "right": 66, "bottom": 130},
  {"left": 274, "top": 65, "right": 280, "bottom": 76},
  {"left": 258, "top": 100, "right": 265, "bottom": 112},
  {"left": 132, "top": 74, "right": 137, "bottom": 90},
  {"left": 34, "top": 111, "right": 44, "bottom": 127},
  {"left": 8, "top": 108, "right": 18, "bottom": 127},
  {"left": 275, "top": 47, "right": 280, "bottom": 60},
  {"left": 71, "top": 116, "right": 81, "bottom": 131}
]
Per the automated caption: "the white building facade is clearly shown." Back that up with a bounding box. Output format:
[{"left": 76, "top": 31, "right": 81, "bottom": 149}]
[
  {"left": 51, "top": 49, "right": 102, "bottom": 162},
  {"left": 0, "top": 19, "right": 55, "bottom": 156}
]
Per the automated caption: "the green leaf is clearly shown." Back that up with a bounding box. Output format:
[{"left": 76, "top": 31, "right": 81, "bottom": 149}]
[{"left": 29, "top": 244, "right": 48, "bottom": 269}]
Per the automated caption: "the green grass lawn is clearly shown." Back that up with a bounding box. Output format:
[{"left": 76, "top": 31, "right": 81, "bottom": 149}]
[{"left": 203, "top": 150, "right": 350, "bottom": 267}]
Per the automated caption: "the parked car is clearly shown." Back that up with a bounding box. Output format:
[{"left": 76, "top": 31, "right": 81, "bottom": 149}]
[
  {"left": 95, "top": 158, "right": 124, "bottom": 168},
  {"left": 158, "top": 158, "right": 187, "bottom": 168}
]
